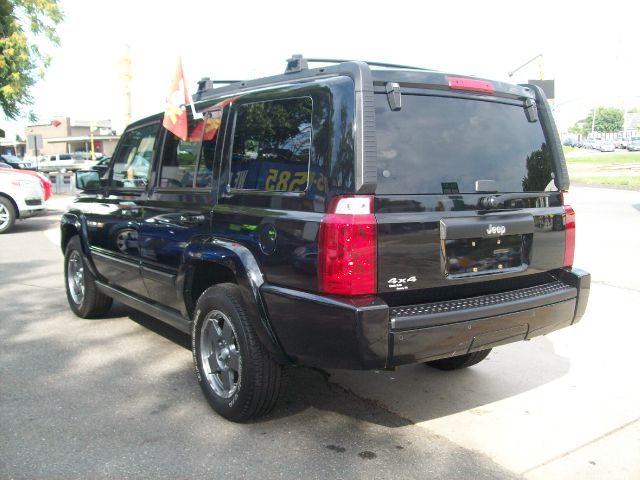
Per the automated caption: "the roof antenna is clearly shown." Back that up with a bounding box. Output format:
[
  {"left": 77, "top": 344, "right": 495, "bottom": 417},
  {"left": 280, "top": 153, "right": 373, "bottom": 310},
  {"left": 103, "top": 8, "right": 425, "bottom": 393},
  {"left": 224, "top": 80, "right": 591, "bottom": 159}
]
[{"left": 285, "top": 54, "right": 307, "bottom": 74}]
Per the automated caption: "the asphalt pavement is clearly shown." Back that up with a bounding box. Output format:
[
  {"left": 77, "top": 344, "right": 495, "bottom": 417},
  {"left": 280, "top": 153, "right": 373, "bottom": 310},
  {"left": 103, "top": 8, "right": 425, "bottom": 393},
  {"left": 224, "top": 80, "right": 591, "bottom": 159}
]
[{"left": 1, "top": 186, "right": 639, "bottom": 479}]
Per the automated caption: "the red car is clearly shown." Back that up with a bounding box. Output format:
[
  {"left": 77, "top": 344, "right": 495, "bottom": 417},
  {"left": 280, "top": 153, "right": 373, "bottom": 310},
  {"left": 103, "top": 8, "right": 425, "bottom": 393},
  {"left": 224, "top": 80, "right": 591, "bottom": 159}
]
[{"left": 0, "top": 165, "right": 52, "bottom": 200}]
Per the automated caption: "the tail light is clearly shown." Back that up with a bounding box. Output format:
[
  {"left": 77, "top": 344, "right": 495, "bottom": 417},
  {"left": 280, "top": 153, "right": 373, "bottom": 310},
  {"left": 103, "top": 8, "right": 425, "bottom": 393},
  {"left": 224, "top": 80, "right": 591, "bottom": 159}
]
[
  {"left": 318, "top": 196, "right": 377, "bottom": 296},
  {"left": 562, "top": 192, "right": 575, "bottom": 268}
]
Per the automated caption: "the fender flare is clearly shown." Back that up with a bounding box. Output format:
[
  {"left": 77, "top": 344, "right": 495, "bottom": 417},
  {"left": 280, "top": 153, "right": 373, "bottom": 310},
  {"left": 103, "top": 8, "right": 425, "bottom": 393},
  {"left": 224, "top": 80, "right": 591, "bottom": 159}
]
[
  {"left": 180, "top": 237, "right": 290, "bottom": 364},
  {"left": 60, "top": 211, "right": 101, "bottom": 278}
]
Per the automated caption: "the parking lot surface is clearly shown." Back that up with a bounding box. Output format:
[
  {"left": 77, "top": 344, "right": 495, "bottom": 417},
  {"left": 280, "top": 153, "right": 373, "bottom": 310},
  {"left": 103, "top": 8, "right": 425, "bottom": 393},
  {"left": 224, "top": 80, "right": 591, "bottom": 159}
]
[{"left": 1, "top": 186, "right": 639, "bottom": 479}]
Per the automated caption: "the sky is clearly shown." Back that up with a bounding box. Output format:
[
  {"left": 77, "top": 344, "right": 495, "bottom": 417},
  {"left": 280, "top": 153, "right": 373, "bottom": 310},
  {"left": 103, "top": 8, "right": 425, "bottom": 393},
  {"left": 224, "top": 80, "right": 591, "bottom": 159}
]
[{"left": 2, "top": 0, "right": 640, "bottom": 139}]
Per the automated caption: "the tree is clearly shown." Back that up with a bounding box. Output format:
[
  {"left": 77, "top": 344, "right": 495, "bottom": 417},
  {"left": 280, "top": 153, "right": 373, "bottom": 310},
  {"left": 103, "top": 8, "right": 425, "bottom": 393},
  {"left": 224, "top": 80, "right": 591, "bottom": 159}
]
[
  {"left": 569, "top": 107, "right": 624, "bottom": 135},
  {"left": 0, "top": 0, "right": 63, "bottom": 120}
]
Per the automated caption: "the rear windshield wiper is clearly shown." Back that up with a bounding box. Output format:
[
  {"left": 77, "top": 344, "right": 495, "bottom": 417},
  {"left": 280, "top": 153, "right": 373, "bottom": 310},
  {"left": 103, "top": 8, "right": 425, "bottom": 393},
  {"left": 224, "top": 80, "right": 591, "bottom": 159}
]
[{"left": 479, "top": 192, "right": 549, "bottom": 209}]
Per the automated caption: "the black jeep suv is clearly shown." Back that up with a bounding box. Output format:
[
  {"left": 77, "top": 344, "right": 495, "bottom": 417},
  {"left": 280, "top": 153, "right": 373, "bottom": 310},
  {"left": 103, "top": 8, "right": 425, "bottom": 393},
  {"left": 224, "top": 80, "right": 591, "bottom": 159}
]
[{"left": 62, "top": 56, "right": 590, "bottom": 421}]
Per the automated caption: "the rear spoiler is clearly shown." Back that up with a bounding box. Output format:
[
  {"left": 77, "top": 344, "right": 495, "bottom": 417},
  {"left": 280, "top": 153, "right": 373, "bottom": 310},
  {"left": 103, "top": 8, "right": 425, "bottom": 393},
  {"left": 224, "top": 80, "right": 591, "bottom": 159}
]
[{"left": 522, "top": 84, "right": 570, "bottom": 192}]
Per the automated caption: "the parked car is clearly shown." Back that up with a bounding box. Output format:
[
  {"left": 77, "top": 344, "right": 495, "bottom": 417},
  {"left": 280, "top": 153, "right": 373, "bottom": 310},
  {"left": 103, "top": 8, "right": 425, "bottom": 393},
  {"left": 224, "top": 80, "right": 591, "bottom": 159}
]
[
  {"left": 628, "top": 139, "right": 640, "bottom": 152},
  {"left": 62, "top": 55, "right": 590, "bottom": 422},
  {"left": 614, "top": 137, "right": 629, "bottom": 149},
  {"left": 38, "top": 153, "right": 94, "bottom": 173},
  {"left": 90, "top": 156, "right": 111, "bottom": 177},
  {"left": 0, "top": 154, "right": 36, "bottom": 170},
  {"left": 0, "top": 170, "right": 46, "bottom": 233},
  {"left": 598, "top": 140, "right": 615, "bottom": 152},
  {"left": 0, "top": 165, "right": 52, "bottom": 201}
]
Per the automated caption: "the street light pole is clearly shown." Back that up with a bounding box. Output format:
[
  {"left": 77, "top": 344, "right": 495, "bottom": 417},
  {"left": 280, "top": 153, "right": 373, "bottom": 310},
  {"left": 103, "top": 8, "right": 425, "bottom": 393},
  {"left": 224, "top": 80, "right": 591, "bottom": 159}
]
[{"left": 508, "top": 53, "right": 543, "bottom": 78}]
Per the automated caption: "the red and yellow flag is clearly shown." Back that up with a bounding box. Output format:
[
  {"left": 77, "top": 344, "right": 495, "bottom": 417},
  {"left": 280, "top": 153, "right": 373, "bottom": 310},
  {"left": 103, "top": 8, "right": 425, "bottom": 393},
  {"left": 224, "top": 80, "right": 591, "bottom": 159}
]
[
  {"left": 162, "top": 57, "right": 190, "bottom": 141},
  {"left": 188, "top": 97, "right": 238, "bottom": 142},
  {"left": 189, "top": 115, "right": 221, "bottom": 142}
]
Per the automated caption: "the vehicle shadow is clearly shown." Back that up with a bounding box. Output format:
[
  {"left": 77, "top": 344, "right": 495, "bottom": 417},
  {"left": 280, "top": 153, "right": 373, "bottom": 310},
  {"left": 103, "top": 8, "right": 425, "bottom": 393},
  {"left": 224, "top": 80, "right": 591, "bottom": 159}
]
[
  {"left": 7, "top": 210, "right": 62, "bottom": 234},
  {"left": 107, "top": 302, "right": 411, "bottom": 427},
  {"left": 118, "top": 302, "right": 192, "bottom": 350},
  {"left": 326, "top": 337, "right": 571, "bottom": 424},
  {"left": 112, "top": 301, "right": 569, "bottom": 428}
]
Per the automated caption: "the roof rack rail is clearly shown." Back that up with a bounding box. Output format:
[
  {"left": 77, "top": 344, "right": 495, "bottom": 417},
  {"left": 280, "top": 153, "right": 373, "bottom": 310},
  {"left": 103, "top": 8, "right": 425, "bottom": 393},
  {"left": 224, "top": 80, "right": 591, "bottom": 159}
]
[
  {"left": 197, "top": 77, "right": 244, "bottom": 93},
  {"left": 284, "top": 55, "right": 429, "bottom": 74}
]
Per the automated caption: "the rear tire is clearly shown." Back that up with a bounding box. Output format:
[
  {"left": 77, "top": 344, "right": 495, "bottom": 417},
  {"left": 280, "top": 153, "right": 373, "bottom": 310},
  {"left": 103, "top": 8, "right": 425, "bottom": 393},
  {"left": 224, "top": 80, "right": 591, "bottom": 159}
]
[
  {"left": 64, "top": 235, "right": 113, "bottom": 318},
  {"left": 425, "top": 348, "right": 492, "bottom": 371},
  {"left": 0, "top": 197, "right": 16, "bottom": 234},
  {"left": 192, "top": 283, "right": 286, "bottom": 422}
]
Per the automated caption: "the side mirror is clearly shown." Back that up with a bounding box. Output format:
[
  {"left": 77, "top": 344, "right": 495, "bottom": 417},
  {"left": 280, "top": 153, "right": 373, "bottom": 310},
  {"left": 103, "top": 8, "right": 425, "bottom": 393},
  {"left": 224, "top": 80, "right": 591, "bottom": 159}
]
[{"left": 75, "top": 170, "right": 100, "bottom": 191}]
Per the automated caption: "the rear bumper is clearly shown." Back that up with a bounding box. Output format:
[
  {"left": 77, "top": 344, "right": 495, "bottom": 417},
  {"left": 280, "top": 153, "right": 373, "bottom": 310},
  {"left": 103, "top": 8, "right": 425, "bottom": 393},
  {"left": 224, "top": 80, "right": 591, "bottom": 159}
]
[{"left": 261, "top": 269, "right": 590, "bottom": 370}]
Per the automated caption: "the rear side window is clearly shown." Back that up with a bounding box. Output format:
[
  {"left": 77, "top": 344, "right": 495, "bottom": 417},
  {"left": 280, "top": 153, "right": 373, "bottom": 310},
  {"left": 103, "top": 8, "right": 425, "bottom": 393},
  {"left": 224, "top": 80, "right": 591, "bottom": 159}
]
[
  {"left": 229, "top": 97, "right": 312, "bottom": 192},
  {"left": 159, "top": 110, "right": 222, "bottom": 189},
  {"left": 375, "top": 94, "right": 555, "bottom": 194}
]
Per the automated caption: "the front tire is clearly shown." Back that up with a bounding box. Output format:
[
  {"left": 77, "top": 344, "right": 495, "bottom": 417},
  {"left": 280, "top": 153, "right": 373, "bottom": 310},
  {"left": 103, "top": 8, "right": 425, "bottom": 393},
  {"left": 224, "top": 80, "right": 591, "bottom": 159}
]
[
  {"left": 425, "top": 348, "right": 492, "bottom": 371},
  {"left": 64, "top": 235, "right": 113, "bottom": 318},
  {"left": 0, "top": 197, "right": 16, "bottom": 234},
  {"left": 193, "top": 283, "right": 286, "bottom": 422}
]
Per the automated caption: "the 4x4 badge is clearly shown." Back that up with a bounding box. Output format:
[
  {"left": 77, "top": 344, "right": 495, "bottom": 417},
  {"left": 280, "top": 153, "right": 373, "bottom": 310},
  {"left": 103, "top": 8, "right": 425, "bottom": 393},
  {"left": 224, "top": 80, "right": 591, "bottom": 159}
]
[
  {"left": 387, "top": 276, "right": 417, "bottom": 290},
  {"left": 486, "top": 224, "right": 506, "bottom": 235}
]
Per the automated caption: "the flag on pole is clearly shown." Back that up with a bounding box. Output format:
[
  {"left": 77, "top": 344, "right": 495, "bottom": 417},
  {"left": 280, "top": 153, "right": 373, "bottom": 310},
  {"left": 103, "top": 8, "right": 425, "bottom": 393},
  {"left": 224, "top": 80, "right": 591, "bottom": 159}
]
[
  {"left": 163, "top": 57, "right": 190, "bottom": 141},
  {"left": 188, "top": 97, "right": 237, "bottom": 142},
  {"left": 189, "top": 113, "right": 222, "bottom": 142}
]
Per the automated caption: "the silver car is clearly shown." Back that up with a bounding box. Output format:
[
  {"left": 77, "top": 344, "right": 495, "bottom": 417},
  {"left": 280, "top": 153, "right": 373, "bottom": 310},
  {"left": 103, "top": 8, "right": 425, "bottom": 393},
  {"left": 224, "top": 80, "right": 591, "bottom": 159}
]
[
  {"left": 598, "top": 141, "right": 615, "bottom": 152},
  {"left": 628, "top": 140, "right": 640, "bottom": 152}
]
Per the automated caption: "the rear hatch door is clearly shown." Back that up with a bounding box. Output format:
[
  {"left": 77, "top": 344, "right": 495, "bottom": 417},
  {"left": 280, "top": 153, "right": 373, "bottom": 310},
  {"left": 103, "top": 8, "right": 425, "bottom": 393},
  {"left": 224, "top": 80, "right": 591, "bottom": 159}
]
[{"left": 373, "top": 84, "right": 569, "bottom": 302}]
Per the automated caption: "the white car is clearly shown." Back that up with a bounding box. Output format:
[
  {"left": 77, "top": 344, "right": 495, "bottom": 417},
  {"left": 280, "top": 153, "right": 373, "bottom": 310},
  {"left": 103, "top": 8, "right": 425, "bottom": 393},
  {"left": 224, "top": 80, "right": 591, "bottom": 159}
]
[
  {"left": 38, "top": 153, "right": 93, "bottom": 173},
  {"left": 0, "top": 170, "right": 46, "bottom": 234}
]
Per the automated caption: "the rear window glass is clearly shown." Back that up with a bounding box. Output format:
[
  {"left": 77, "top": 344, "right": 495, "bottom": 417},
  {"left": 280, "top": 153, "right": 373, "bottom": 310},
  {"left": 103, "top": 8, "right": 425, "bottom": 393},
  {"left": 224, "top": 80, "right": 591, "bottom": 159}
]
[{"left": 375, "top": 94, "right": 555, "bottom": 194}]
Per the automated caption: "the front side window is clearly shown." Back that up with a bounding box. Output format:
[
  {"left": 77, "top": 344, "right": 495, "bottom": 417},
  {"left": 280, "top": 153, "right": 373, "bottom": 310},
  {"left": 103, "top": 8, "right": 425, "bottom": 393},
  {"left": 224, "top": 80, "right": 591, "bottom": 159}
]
[
  {"left": 159, "top": 110, "right": 222, "bottom": 189},
  {"left": 110, "top": 122, "right": 159, "bottom": 188},
  {"left": 229, "top": 97, "right": 312, "bottom": 192}
]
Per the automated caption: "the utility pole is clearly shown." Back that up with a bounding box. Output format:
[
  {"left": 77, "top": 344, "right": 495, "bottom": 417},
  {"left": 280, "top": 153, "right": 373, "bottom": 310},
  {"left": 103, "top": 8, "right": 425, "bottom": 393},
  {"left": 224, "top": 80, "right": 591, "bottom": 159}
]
[
  {"left": 90, "top": 120, "right": 96, "bottom": 161},
  {"left": 121, "top": 45, "right": 132, "bottom": 128}
]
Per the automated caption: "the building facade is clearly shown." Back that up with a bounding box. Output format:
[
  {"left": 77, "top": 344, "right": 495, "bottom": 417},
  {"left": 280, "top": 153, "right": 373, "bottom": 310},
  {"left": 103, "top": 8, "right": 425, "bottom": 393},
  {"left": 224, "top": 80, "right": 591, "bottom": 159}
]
[{"left": 24, "top": 118, "right": 120, "bottom": 158}]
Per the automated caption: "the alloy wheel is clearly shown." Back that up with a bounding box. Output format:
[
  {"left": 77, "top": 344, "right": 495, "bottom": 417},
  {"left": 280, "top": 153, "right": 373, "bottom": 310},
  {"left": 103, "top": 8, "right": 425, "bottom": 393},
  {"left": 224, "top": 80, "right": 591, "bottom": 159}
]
[
  {"left": 67, "top": 250, "right": 85, "bottom": 305},
  {"left": 199, "top": 310, "right": 241, "bottom": 398}
]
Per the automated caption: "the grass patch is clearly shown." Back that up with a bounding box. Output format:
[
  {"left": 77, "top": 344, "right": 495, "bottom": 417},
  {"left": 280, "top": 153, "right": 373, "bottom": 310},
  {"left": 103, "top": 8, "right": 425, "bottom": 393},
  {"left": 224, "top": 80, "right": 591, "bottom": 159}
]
[
  {"left": 571, "top": 175, "right": 640, "bottom": 188},
  {"left": 566, "top": 152, "right": 640, "bottom": 165},
  {"left": 562, "top": 146, "right": 576, "bottom": 154}
]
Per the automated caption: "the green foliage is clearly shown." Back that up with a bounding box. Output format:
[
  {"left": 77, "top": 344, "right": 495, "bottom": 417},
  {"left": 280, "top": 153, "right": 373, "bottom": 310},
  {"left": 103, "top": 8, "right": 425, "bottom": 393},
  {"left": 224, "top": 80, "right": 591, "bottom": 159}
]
[
  {"left": 522, "top": 143, "right": 553, "bottom": 191},
  {"left": 0, "top": 0, "right": 63, "bottom": 120},
  {"left": 570, "top": 107, "right": 624, "bottom": 135},
  {"left": 570, "top": 175, "right": 640, "bottom": 188},
  {"left": 565, "top": 152, "right": 640, "bottom": 165},
  {"left": 568, "top": 123, "right": 585, "bottom": 135}
]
